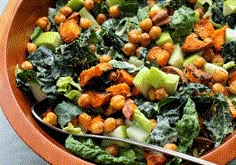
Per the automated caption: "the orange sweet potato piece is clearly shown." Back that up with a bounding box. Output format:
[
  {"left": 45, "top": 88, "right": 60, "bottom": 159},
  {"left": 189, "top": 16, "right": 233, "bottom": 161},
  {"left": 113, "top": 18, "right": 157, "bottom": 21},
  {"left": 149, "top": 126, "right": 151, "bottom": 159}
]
[
  {"left": 58, "top": 19, "right": 80, "bottom": 43},
  {"left": 122, "top": 99, "right": 137, "bottom": 120},
  {"left": 147, "top": 46, "right": 170, "bottom": 67},
  {"left": 228, "top": 99, "right": 236, "bottom": 119},
  {"left": 194, "top": 16, "right": 215, "bottom": 39},
  {"left": 86, "top": 91, "right": 112, "bottom": 108},
  {"left": 185, "top": 64, "right": 212, "bottom": 85},
  {"left": 80, "top": 63, "right": 113, "bottom": 87},
  {"left": 211, "top": 25, "right": 228, "bottom": 52},
  {"left": 117, "top": 69, "right": 134, "bottom": 86},
  {"left": 106, "top": 83, "right": 131, "bottom": 97},
  {"left": 144, "top": 152, "right": 167, "bottom": 165},
  {"left": 182, "top": 33, "right": 214, "bottom": 53}
]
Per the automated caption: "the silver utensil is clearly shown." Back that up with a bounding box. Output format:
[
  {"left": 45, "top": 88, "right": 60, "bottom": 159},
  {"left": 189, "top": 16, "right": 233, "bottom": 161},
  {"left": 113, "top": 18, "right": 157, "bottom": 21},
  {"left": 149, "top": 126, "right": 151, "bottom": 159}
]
[{"left": 31, "top": 99, "right": 217, "bottom": 165}]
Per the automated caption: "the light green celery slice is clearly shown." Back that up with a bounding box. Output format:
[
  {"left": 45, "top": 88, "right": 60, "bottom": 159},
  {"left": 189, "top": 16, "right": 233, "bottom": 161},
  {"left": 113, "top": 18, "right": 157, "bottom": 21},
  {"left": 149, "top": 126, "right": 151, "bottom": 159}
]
[
  {"left": 183, "top": 53, "right": 200, "bottom": 67},
  {"left": 168, "top": 44, "right": 184, "bottom": 68},
  {"left": 223, "top": 0, "right": 236, "bottom": 16},
  {"left": 79, "top": 7, "right": 99, "bottom": 26},
  {"left": 126, "top": 126, "right": 149, "bottom": 143},
  {"left": 66, "top": 0, "right": 84, "bottom": 11},
  {"left": 204, "top": 63, "right": 228, "bottom": 75},
  {"left": 226, "top": 28, "right": 236, "bottom": 42}
]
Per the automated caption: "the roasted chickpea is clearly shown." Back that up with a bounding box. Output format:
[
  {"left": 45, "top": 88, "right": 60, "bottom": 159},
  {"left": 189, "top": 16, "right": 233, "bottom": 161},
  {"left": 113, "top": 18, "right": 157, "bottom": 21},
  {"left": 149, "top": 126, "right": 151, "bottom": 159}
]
[
  {"left": 96, "top": 13, "right": 107, "bottom": 25},
  {"left": 77, "top": 93, "right": 91, "bottom": 108},
  {"left": 84, "top": 0, "right": 95, "bottom": 11},
  {"left": 54, "top": 13, "right": 66, "bottom": 24},
  {"left": 194, "top": 7, "right": 204, "bottom": 18},
  {"left": 78, "top": 112, "right": 92, "bottom": 128},
  {"left": 60, "top": 6, "right": 73, "bottom": 17},
  {"left": 80, "top": 18, "right": 93, "bottom": 30},
  {"left": 140, "top": 33, "right": 151, "bottom": 47},
  {"left": 149, "top": 9, "right": 158, "bottom": 19},
  {"left": 155, "top": 87, "right": 168, "bottom": 100},
  {"left": 229, "top": 81, "right": 236, "bottom": 95},
  {"left": 36, "top": 17, "right": 49, "bottom": 29},
  {"left": 21, "top": 61, "right": 34, "bottom": 70},
  {"left": 110, "top": 95, "right": 126, "bottom": 110},
  {"left": 163, "top": 143, "right": 178, "bottom": 151},
  {"left": 162, "top": 42, "right": 174, "bottom": 55},
  {"left": 104, "top": 117, "right": 117, "bottom": 133},
  {"left": 109, "top": 5, "right": 121, "bottom": 18},
  {"left": 128, "top": 30, "right": 141, "bottom": 44},
  {"left": 122, "top": 43, "right": 136, "bottom": 56},
  {"left": 105, "top": 105, "right": 116, "bottom": 116},
  {"left": 213, "top": 69, "right": 228, "bottom": 83},
  {"left": 115, "top": 118, "right": 125, "bottom": 127},
  {"left": 148, "top": 88, "right": 156, "bottom": 101},
  {"left": 108, "top": 71, "right": 118, "bottom": 81},
  {"left": 89, "top": 44, "right": 96, "bottom": 53},
  {"left": 139, "top": 18, "right": 153, "bottom": 32},
  {"left": 149, "top": 26, "right": 162, "bottom": 40},
  {"left": 192, "top": 56, "right": 206, "bottom": 69},
  {"left": 211, "top": 55, "right": 224, "bottom": 64},
  {"left": 26, "top": 43, "right": 37, "bottom": 54},
  {"left": 105, "top": 145, "right": 119, "bottom": 156},
  {"left": 91, "top": 121, "right": 104, "bottom": 134},
  {"left": 150, "top": 119, "right": 157, "bottom": 130},
  {"left": 131, "top": 86, "right": 141, "bottom": 96},
  {"left": 212, "top": 83, "right": 228, "bottom": 95},
  {"left": 43, "top": 112, "right": 57, "bottom": 126},
  {"left": 99, "top": 55, "right": 112, "bottom": 63}
]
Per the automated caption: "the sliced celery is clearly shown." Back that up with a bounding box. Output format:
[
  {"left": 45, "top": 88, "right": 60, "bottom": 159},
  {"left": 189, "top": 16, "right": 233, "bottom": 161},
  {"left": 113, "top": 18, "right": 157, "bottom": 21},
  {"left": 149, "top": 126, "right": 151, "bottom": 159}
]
[
  {"left": 204, "top": 63, "right": 228, "bottom": 75},
  {"left": 66, "top": 0, "right": 84, "bottom": 11},
  {"left": 226, "top": 28, "right": 236, "bottom": 42},
  {"left": 79, "top": 7, "right": 99, "bottom": 26},
  {"left": 133, "top": 67, "right": 152, "bottom": 97},
  {"left": 168, "top": 44, "right": 184, "bottom": 68},
  {"left": 156, "top": 32, "right": 173, "bottom": 46},
  {"left": 133, "top": 109, "right": 152, "bottom": 133},
  {"left": 183, "top": 53, "right": 199, "bottom": 67},
  {"left": 127, "top": 126, "right": 149, "bottom": 143},
  {"left": 223, "top": 0, "right": 236, "bottom": 16}
]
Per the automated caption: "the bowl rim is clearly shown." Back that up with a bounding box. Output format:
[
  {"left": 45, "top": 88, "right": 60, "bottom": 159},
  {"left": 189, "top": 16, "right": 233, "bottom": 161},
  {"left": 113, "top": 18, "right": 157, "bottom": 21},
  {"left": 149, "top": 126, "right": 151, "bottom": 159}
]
[{"left": 0, "top": 0, "right": 236, "bottom": 165}]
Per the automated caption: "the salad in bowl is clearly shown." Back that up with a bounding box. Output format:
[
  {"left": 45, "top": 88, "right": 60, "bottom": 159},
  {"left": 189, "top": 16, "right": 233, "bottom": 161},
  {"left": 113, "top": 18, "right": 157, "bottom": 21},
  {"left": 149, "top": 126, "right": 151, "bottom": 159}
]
[{"left": 15, "top": 0, "right": 236, "bottom": 164}]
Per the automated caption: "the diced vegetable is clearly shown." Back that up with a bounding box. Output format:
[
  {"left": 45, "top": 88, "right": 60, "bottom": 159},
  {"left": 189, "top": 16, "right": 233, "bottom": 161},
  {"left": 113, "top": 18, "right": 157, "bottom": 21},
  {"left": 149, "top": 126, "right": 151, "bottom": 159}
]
[
  {"left": 66, "top": 0, "right": 84, "bottom": 11},
  {"left": 223, "top": 0, "right": 236, "bottom": 16},
  {"left": 133, "top": 109, "right": 152, "bottom": 133},
  {"left": 225, "top": 28, "right": 236, "bottom": 42},
  {"left": 156, "top": 32, "right": 173, "bottom": 46},
  {"left": 127, "top": 126, "right": 149, "bottom": 143},
  {"left": 168, "top": 44, "right": 184, "bottom": 68},
  {"left": 204, "top": 63, "right": 228, "bottom": 75},
  {"left": 183, "top": 53, "right": 199, "bottom": 67}
]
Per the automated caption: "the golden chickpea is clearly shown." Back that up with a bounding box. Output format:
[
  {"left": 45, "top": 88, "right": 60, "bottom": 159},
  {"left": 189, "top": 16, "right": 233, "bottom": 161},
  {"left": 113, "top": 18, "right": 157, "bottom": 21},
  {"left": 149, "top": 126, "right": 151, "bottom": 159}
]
[
  {"left": 212, "top": 83, "right": 227, "bottom": 95},
  {"left": 162, "top": 42, "right": 174, "bottom": 55},
  {"left": 149, "top": 9, "right": 158, "bottom": 19},
  {"left": 148, "top": 88, "right": 156, "bottom": 101},
  {"left": 108, "top": 71, "right": 118, "bottom": 81},
  {"left": 21, "top": 61, "right": 34, "bottom": 70},
  {"left": 211, "top": 55, "right": 224, "bottom": 64},
  {"left": 149, "top": 26, "right": 162, "bottom": 40},
  {"left": 150, "top": 119, "right": 157, "bottom": 130},
  {"left": 36, "top": 17, "right": 49, "bottom": 29},
  {"left": 54, "top": 13, "right": 66, "bottom": 24},
  {"left": 43, "top": 112, "right": 57, "bottom": 126},
  {"left": 213, "top": 69, "right": 228, "bottom": 83},
  {"left": 89, "top": 44, "right": 96, "bottom": 53},
  {"left": 229, "top": 81, "right": 236, "bottom": 95},
  {"left": 80, "top": 18, "right": 93, "bottom": 30},
  {"left": 139, "top": 18, "right": 153, "bottom": 32},
  {"left": 91, "top": 121, "right": 104, "bottom": 134},
  {"left": 140, "top": 33, "right": 151, "bottom": 47},
  {"left": 96, "top": 13, "right": 107, "bottom": 25},
  {"left": 192, "top": 56, "right": 206, "bottom": 69},
  {"left": 122, "top": 43, "right": 136, "bottom": 56},
  {"left": 155, "top": 87, "right": 168, "bottom": 100},
  {"left": 110, "top": 95, "right": 126, "bottom": 110},
  {"left": 84, "top": 0, "right": 95, "bottom": 11},
  {"left": 194, "top": 7, "right": 204, "bottom": 18},
  {"left": 60, "top": 6, "right": 73, "bottom": 17},
  {"left": 26, "top": 43, "right": 37, "bottom": 54},
  {"left": 105, "top": 105, "right": 116, "bottom": 116},
  {"left": 99, "top": 55, "right": 112, "bottom": 63},
  {"left": 78, "top": 112, "right": 92, "bottom": 128},
  {"left": 163, "top": 143, "right": 178, "bottom": 151},
  {"left": 104, "top": 117, "right": 117, "bottom": 133},
  {"left": 105, "top": 145, "right": 119, "bottom": 156},
  {"left": 109, "top": 5, "right": 121, "bottom": 18},
  {"left": 115, "top": 118, "right": 125, "bottom": 127},
  {"left": 128, "top": 30, "right": 141, "bottom": 44},
  {"left": 77, "top": 93, "right": 91, "bottom": 108}
]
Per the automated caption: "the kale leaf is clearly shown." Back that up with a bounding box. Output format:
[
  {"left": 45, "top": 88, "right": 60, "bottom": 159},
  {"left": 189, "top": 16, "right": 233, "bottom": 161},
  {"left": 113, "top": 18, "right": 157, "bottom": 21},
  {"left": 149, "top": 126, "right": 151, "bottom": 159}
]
[
  {"left": 54, "top": 101, "right": 83, "bottom": 128},
  {"left": 222, "top": 41, "right": 236, "bottom": 63},
  {"left": 65, "top": 135, "right": 145, "bottom": 165},
  {"left": 158, "top": 0, "right": 187, "bottom": 9}
]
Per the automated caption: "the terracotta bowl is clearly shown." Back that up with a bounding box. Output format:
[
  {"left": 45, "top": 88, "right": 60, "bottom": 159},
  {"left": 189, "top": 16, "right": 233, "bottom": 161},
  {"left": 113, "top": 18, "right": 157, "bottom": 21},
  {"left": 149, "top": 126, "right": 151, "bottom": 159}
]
[{"left": 0, "top": 0, "right": 235, "bottom": 164}]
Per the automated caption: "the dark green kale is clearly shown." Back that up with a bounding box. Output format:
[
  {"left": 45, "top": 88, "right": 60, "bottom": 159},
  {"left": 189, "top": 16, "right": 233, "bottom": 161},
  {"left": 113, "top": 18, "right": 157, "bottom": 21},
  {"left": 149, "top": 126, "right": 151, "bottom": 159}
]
[
  {"left": 222, "top": 41, "right": 236, "bottom": 63},
  {"left": 211, "top": 0, "right": 236, "bottom": 28},
  {"left": 119, "top": 0, "right": 139, "bottom": 17},
  {"left": 65, "top": 135, "right": 145, "bottom": 165},
  {"left": 157, "top": 0, "right": 187, "bottom": 9},
  {"left": 54, "top": 101, "right": 83, "bottom": 128},
  {"left": 134, "top": 98, "right": 159, "bottom": 118}
]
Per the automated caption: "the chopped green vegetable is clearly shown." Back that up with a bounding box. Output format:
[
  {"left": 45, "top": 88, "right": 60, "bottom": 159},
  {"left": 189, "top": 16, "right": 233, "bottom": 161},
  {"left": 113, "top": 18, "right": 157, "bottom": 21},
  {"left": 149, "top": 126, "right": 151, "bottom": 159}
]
[
  {"left": 127, "top": 126, "right": 150, "bottom": 142},
  {"left": 168, "top": 44, "right": 184, "bottom": 68},
  {"left": 225, "top": 28, "right": 236, "bottom": 42},
  {"left": 63, "top": 122, "right": 83, "bottom": 134},
  {"left": 133, "top": 109, "right": 152, "bottom": 133},
  {"left": 223, "top": 0, "right": 236, "bottom": 16},
  {"left": 183, "top": 53, "right": 199, "bottom": 67},
  {"left": 156, "top": 31, "right": 173, "bottom": 46},
  {"left": 66, "top": 0, "right": 84, "bottom": 11}
]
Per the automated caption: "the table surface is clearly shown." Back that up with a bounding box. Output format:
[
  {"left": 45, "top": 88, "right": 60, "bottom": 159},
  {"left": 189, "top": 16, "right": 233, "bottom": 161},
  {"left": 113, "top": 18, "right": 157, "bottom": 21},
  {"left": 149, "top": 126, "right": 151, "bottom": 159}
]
[{"left": 0, "top": 1, "right": 48, "bottom": 164}]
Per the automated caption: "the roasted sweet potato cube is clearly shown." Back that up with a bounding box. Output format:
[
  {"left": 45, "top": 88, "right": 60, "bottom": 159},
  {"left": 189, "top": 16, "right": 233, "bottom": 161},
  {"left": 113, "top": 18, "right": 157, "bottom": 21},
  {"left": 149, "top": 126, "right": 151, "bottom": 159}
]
[
  {"left": 86, "top": 91, "right": 112, "bottom": 108},
  {"left": 211, "top": 25, "right": 228, "bottom": 52},
  {"left": 182, "top": 33, "right": 213, "bottom": 53},
  {"left": 117, "top": 69, "right": 134, "bottom": 86},
  {"left": 194, "top": 16, "right": 215, "bottom": 39},
  {"left": 58, "top": 19, "right": 80, "bottom": 43},
  {"left": 106, "top": 83, "right": 131, "bottom": 97},
  {"left": 79, "top": 63, "right": 113, "bottom": 87}
]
